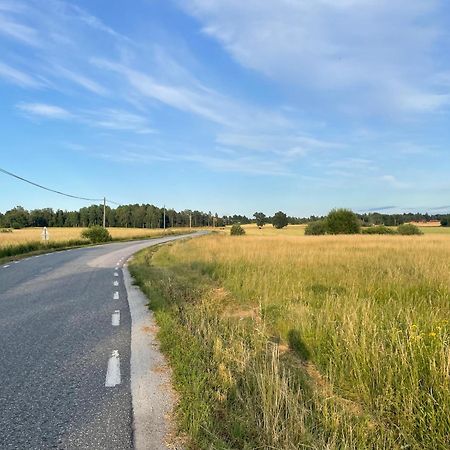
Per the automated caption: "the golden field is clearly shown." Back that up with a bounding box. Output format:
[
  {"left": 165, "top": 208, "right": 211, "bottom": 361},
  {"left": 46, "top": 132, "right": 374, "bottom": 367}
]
[
  {"left": 0, "top": 226, "right": 191, "bottom": 247},
  {"left": 240, "top": 223, "right": 307, "bottom": 236},
  {"left": 131, "top": 232, "right": 450, "bottom": 449},
  {"left": 229, "top": 223, "right": 450, "bottom": 235}
]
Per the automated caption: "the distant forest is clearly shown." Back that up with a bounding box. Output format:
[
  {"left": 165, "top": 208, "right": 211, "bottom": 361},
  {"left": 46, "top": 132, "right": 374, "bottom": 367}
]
[{"left": 0, "top": 204, "right": 448, "bottom": 229}]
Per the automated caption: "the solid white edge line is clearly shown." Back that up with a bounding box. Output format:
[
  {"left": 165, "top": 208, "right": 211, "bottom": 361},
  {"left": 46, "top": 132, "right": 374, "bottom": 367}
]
[
  {"left": 105, "top": 350, "right": 121, "bottom": 387},
  {"left": 112, "top": 310, "right": 120, "bottom": 326}
]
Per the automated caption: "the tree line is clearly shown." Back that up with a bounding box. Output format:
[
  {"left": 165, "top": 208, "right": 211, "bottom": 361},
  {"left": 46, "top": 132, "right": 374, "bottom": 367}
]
[
  {"left": 0, "top": 204, "right": 448, "bottom": 229},
  {"left": 0, "top": 204, "right": 273, "bottom": 229}
]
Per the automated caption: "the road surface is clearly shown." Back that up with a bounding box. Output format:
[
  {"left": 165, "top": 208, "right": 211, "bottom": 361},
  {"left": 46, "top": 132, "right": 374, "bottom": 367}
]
[{"left": 0, "top": 233, "right": 199, "bottom": 449}]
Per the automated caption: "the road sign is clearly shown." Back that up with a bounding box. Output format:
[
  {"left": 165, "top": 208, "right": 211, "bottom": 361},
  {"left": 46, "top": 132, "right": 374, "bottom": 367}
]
[{"left": 41, "top": 227, "right": 49, "bottom": 241}]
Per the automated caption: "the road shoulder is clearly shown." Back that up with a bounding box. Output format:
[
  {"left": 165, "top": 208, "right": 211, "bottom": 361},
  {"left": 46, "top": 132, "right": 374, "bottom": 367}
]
[{"left": 123, "top": 261, "right": 180, "bottom": 450}]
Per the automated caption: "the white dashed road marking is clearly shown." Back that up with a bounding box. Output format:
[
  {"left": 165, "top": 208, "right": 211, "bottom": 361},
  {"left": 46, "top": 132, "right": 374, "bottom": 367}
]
[
  {"left": 14, "top": 261, "right": 19, "bottom": 264},
  {"left": 114, "top": 272, "right": 119, "bottom": 277},
  {"left": 105, "top": 350, "right": 121, "bottom": 387},
  {"left": 113, "top": 291, "right": 119, "bottom": 300},
  {"left": 112, "top": 310, "right": 120, "bottom": 326},
  {"left": 3, "top": 265, "right": 10, "bottom": 268},
  {"left": 113, "top": 281, "right": 119, "bottom": 286}
]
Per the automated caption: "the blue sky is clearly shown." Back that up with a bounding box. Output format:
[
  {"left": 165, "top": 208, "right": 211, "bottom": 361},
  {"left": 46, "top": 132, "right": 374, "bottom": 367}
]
[{"left": 1, "top": 0, "right": 450, "bottom": 217}]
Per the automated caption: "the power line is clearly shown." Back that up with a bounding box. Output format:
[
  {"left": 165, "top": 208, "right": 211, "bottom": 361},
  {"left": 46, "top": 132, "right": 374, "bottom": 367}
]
[{"left": 0, "top": 167, "right": 120, "bottom": 205}]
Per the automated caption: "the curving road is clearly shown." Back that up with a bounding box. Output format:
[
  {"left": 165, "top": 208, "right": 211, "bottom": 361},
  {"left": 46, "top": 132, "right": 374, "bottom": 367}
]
[{"left": 0, "top": 233, "right": 200, "bottom": 449}]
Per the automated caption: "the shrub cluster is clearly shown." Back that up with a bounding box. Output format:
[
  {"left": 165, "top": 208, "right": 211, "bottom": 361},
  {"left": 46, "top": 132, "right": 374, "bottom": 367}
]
[
  {"left": 361, "top": 225, "right": 397, "bottom": 235},
  {"left": 305, "top": 209, "right": 360, "bottom": 235},
  {"left": 327, "top": 209, "right": 361, "bottom": 234},
  {"left": 397, "top": 223, "right": 423, "bottom": 235},
  {"left": 0, "top": 228, "right": 12, "bottom": 233},
  {"left": 305, "top": 210, "right": 424, "bottom": 236},
  {"left": 81, "top": 226, "right": 112, "bottom": 243},
  {"left": 230, "top": 224, "right": 246, "bottom": 236},
  {"left": 304, "top": 220, "right": 328, "bottom": 236}
]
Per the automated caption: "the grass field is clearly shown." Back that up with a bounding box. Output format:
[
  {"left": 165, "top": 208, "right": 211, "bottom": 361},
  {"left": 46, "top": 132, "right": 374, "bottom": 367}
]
[
  {"left": 239, "top": 224, "right": 307, "bottom": 236},
  {"left": 0, "top": 226, "right": 195, "bottom": 261},
  {"left": 233, "top": 223, "right": 450, "bottom": 236},
  {"left": 0, "top": 226, "right": 192, "bottom": 246},
  {"left": 130, "top": 232, "right": 450, "bottom": 449}
]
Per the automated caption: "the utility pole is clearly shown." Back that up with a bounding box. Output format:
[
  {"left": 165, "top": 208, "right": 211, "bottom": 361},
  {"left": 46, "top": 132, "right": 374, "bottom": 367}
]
[
  {"left": 163, "top": 205, "right": 166, "bottom": 231},
  {"left": 103, "top": 197, "right": 106, "bottom": 228},
  {"left": 189, "top": 213, "right": 192, "bottom": 229}
]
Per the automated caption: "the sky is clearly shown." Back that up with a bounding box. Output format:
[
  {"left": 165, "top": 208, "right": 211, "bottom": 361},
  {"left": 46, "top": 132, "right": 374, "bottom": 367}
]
[{"left": 1, "top": 0, "right": 450, "bottom": 217}]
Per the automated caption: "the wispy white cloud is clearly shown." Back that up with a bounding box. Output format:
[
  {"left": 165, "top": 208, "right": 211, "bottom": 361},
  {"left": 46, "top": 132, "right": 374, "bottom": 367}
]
[
  {"left": 68, "top": 141, "right": 291, "bottom": 176},
  {"left": 217, "top": 132, "right": 342, "bottom": 158},
  {"left": 180, "top": 0, "right": 449, "bottom": 114},
  {"left": 0, "top": 61, "right": 41, "bottom": 88},
  {"left": 381, "top": 175, "right": 409, "bottom": 189},
  {"left": 182, "top": 151, "right": 291, "bottom": 176},
  {"left": 54, "top": 66, "right": 108, "bottom": 95},
  {"left": 0, "top": 12, "right": 41, "bottom": 46},
  {"left": 67, "top": 3, "right": 132, "bottom": 43},
  {"left": 16, "top": 102, "right": 71, "bottom": 119},
  {"left": 92, "top": 58, "right": 251, "bottom": 127},
  {"left": 17, "top": 102, "right": 154, "bottom": 134},
  {"left": 82, "top": 109, "right": 155, "bottom": 134}
]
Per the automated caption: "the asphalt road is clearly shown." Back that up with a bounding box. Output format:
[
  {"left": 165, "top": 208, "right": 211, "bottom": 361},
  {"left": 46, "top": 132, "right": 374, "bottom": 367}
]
[{"left": 0, "top": 233, "right": 198, "bottom": 449}]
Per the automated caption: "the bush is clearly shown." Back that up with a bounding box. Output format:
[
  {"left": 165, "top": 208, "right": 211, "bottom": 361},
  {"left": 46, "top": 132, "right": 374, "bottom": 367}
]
[
  {"left": 0, "top": 228, "right": 12, "bottom": 233},
  {"left": 362, "top": 225, "right": 397, "bottom": 235},
  {"left": 272, "top": 211, "right": 288, "bottom": 229},
  {"left": 397, "top": 223, "right": 423, "bottom": 235},
  {"left": 81, "top": 226, "right": 112, "bottom": 243},
  {"left": 441, "top": 216, "right": 449, "bottom": 227},
  {"left": 326, "top": 208, "right": 361, "bottom": 234},
  {"left": 230, "top": 224, "right": 246, "bottom": 236},
  {"left": 304, "top": 220, "right": 328, "bottom": 235}
]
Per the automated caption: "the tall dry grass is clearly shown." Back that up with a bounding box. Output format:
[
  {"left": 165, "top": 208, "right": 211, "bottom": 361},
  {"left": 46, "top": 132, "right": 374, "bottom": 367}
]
[
  {"left": 0, "top": 227, "right": 191, "bottom": 246},
  {"left": 132, "top": 233, "right": 450, "bottom": 449}
]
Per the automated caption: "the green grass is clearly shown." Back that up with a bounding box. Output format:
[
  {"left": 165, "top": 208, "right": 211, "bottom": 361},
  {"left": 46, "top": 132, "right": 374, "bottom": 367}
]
[
  {"left": 129, "top": 234, "right": 449, "bottom": 449},
  {"left": 129, "top": 247, "right": 380, "bottom": 449},
  {"left": 419, "top": 226, "right": 450, "bottom": 234}
]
